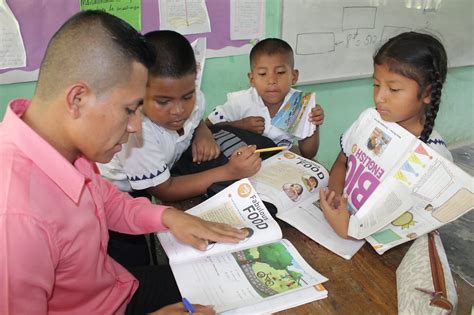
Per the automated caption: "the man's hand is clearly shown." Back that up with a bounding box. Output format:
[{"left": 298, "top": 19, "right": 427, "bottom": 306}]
[
  {"left": 149, "top": 302, "right": 215, "bottom": 315},
  {"left": 309, "top": 104, "right": 324, "bottom": 126},
  {"left": 162, "top": 208, "right": 249, "bottom": 251},
  {"left": 192, "top": 122, "right": 221, "bottom": 163},
  {"left": 226, "top": 145, "right": 261, "bottom": 178},
  {"left": 234, "top": 116, "right": 265, "bottom": 134},
  {"left": 319, "top": 188, "right": 350, "bottom": 239}
]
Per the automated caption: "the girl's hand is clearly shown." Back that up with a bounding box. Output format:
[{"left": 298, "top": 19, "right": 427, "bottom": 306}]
[
  {"left": 192, "top": 123, "right": 221, "bottom": 163},
  {"left": 309, "top": 104, "right": 324, "bottom": 126},
  {"left": 162, "top": 208, "right": 249, "bottom": 251},
  {"left": 149, "top": 302, "right": 215, "bottom": 314},
  {"left": 227, "top": 145, "right": 261, "bottom": 178},
  {"left": 319, "top": 188, "right": 350, "bottom": 239}
]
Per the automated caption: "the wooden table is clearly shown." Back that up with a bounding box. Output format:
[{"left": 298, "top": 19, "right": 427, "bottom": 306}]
[
  {"left": 172, "top": 198, "right": 473, "bottom": 315},
  {"left": 276, "top": 219, "right": 473, "bottom": 315}
]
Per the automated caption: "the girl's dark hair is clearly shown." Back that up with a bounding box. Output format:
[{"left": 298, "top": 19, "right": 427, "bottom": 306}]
[{"left": 374, "top": 32, "right": 447, "bottom": 142}]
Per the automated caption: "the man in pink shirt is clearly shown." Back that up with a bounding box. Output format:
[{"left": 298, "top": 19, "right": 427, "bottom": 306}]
[{"left": 0, "top": 11, "right": 246, "bottom": 315}]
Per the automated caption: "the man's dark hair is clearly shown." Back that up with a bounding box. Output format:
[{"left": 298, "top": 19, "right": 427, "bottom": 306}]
[
  {"left": 36, "top": 10, "right": 155, "bottom": 101},
  {"left": 144, "top": 30, "right": 196, "bottom": 78},
  {"left": 249, "top": 38, "right": 294, "bottom": 69}
]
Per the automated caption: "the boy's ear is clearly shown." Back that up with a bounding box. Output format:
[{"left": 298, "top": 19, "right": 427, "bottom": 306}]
[
  {"left": 65, "top": 81, "right": 90, "bottom": 119},
  {"left": 422, "top": 84, "right": 432, "bottom": 105},
  {"left": 292, "top": 69, "right": 299, "bottom": 85},
  {"left": 248, "top": 72, "right": 254, "bottom": 86}
]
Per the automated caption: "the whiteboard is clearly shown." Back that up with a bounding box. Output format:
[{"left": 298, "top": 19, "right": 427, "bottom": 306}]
[{"left": 281, "top": 0, "right": 474, "bottom": 85}]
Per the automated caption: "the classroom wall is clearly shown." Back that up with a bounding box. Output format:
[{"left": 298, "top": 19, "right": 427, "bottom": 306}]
[{"left": 1, "top": 1, "right": 473, "bottom": 168}]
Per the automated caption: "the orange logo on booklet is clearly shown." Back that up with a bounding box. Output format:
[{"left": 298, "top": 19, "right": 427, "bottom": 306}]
[
  {"left": 283, "top": 152, "right": 295, "bottom": 159},
  {"left": 237, "top": 183, "right": 252, "bottom": 197}
]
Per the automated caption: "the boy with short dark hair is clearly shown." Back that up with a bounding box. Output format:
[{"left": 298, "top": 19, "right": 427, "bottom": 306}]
[
  {"left": 99, "top": 30, "right": 261, "bottom": 202},
  {"left": 206, "top": 38, "right": 325, "bottom": 159}
]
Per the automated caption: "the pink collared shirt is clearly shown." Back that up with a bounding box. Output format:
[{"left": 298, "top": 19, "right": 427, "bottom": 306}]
[{"left": 0, "top": 99, "right": 169, "bottom": 314}]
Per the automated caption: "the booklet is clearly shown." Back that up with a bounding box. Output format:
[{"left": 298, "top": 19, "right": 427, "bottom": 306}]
[
  {"left": 157, "top": 179, "right": 328, "bottom": 314},
  {"left": 249, "top": 151, "right": 365, "bottom": 260},
  {"left": 344, "top": 108, "right": 474, "bottom": 254},
  {"left": 271, "top": 91, "right": 316, "bottom": 139}
]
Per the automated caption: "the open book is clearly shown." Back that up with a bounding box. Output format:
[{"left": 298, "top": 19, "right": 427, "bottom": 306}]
[
  {"left": 249, "top": 151, "right": 365, "bottom": 260},
  {"left": 271, "top": 91, "right": 316, "bottom": 139},
  {"left": 157, "top": 179, "right": 328, "bottom": 314},
  {"left": 345, "top": 108, "right": 473, "bottom": 254}
]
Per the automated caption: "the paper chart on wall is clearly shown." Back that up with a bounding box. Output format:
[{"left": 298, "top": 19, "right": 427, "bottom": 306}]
[
  {"left": 0, "top": 0, "right": 26, "bottom": 70},
  {"left": 191, "top": 37, "right": 207, "bottom": 90},
  {"left": 158, "top": 0, "right": 211, "bottom": 35},
  {"left": 230, "top": 0, "right": 265, "bottom": 40}
]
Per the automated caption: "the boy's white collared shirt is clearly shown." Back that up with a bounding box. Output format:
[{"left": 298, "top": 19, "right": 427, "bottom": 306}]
[
  {"left": 98, "top": 90, "right": 206, "bottom": 192},
  {"left": 207, "top": 87, "right": 301, "bottom": 146}
]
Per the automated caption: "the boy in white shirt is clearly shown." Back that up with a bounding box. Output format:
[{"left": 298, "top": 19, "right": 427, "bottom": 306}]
[
  {"left": 99, "top": 30, "right": 261, "bottom": 269},
  {"left": 99, "top": 30, "right": 261, "bottom": 202},
  {"left": 206, "top": 38, "right": 325, "bottom": 159}
]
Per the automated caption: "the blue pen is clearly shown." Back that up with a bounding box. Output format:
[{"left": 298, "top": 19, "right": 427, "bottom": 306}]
[{"left": 182, "top": 297, "right": 196, "bottom": 314}]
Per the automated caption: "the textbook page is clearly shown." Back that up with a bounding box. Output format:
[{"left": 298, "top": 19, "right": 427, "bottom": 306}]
[
  {"left": 249, "top": 151, "right": 329, "bottom": 211},
  {"left": 222, "top": 284, "right": 327, "bottom": 315},
  {"left": 171, "top": 239, "right": 328, "bottom": 313},
  {"left": 249, "top": 151, "right": 364, "bottom": 259},
  {"left": 278, "top": 197, "right": 365, "bottom": 260},
  {"left": 348, "top": 140, "right": 474, "bottom": 253},
  {"left": 342, "top": 108, "right": 417, "bottom": 216},
  {"left": 157, "top": 179, "right": 282, "bottom": 264}
]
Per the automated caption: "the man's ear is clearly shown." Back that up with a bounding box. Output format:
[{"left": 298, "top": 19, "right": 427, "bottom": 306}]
[
  {"left": 65, "top": 81, "right": 90, "bottom": 119},
  {"left": 248, "top": 72, "right": 254, "bottom": 87},
  {"left": 422, "top": 84, "right": 432, "bottom": 105},
  {"left": 292, "top": 69, "right": 299, "bottom": 85}
]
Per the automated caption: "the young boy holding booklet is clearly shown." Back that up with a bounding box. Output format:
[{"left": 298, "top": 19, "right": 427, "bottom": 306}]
[{"left": 206, "top": 38, "right": 325, "bottom": 159}]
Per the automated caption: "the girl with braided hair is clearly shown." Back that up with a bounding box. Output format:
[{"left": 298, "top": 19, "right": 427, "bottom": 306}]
[{"left": 319, "top": 32, "right": 453, "bottom": 238}]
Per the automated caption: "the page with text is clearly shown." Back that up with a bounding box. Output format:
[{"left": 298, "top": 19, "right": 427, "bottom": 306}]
[
  {"left": 157, "top": 179, "right": 282, "bottom": 264},
  {"left": 171, "top": 239, "right": 328, "bottom": 313},
  {"left": 249, "top": 151, "right": 329, "bottom": 211},
  {"left": 349, "top": 141, "right": 473, "bottom": 253},
  {"left": 342, "top": 109, "right": 416, "bottom": 215},
  {"left": 278, "top": 198, "right": 365, "bottom": 259}
]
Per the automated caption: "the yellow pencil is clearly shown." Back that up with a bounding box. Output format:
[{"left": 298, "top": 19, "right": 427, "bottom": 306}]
[{"left": 254, "top": 146, "right": 288, "bottom": 153}]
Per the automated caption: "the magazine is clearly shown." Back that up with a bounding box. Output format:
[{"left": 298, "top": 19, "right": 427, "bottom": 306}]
[
  {"left": 249, "top": 151, "right": 365, "bottom": 260},
  {"left": 157, "top": 179, "right": 328, "bottom": 314},
  {"left": 271, "top": 91, "right": 316, "bottom": 139},
  {"left": 344, "top": 108, "right": 474, "bottom": 254}
]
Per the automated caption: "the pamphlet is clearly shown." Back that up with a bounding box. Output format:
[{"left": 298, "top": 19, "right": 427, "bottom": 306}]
[
  {"left": 344, "top": 109, "right": 474, "bottom": 254},
  {"left": 157, "top": 179, "right": 328, "bottom": 313},
  {"left": 271, "top": 91, "right": 316, "bottom": 139},
  {"left": 249, "top": 151, "right": 365, "bottom": 260}
]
